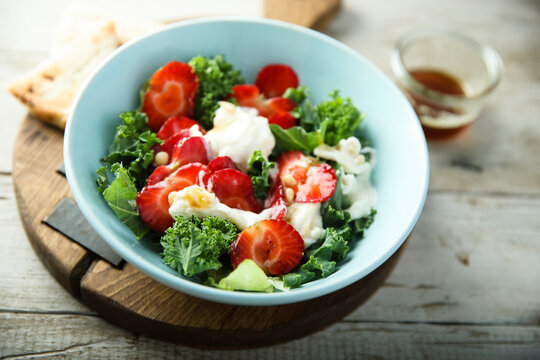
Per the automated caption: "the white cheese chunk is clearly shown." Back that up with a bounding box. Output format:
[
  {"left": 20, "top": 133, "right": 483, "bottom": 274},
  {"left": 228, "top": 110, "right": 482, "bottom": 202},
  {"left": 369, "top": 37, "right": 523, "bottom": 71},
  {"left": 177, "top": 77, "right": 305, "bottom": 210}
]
[
  {"left": 285, "top": 202, "right": 324, "bottom": 249},
  {"left": 314, "top": 137, "right": 366, "bottom": 174},
  {"left": 204, "top": 102, "right": 275, "bottom": 172},
  {"left": 169, "top": 185, "right": 272, "bottom": 230}
]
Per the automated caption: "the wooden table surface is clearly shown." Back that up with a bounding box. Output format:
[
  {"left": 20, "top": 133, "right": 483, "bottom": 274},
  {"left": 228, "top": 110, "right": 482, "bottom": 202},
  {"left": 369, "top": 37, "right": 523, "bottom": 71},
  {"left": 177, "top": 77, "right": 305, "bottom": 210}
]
[{"left": 1, "top": 0, "right": 539, "bottom": 359}]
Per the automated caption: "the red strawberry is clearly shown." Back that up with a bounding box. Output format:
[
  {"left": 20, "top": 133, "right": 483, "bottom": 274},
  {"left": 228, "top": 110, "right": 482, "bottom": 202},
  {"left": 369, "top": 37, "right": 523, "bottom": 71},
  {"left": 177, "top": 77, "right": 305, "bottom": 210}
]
[
  {"left": 152, "top": 136, "right": 210, "bottom": 179},
  {"left": 278, "top": 150, "right": 337, "bottom": 203},
  {"left": 157, "top": 116, "right": 205, "bottom": 140},
  {"left": 277, "top": 150, "right": 309, "bottom": 191},
  {"left": 153, "top": 132, "right": 189, "bottom": 163},
  {"left": 268, "top": 110, "right": 296, "bottom": 129},
  {"left": 232, "top": 84, "right": 270, "bottom": 115},
  {"left": 264, "top": 180, "right": 287, "bottom": 220},
  {"left": 208, "top": 156, "right": 238, "bottom": 172},
  {"left": 295, "top": 163, "right": 337, "bottom": 203},
  {"left": 146, "top": 165, "right": 171, "bottom": 186},
  {"left": 232, "top": 85, "right": 295, "bottom": 118},
  {"left": 169, "top": 136, "right": 209, "bottom": 168},
  {"left": 209, "top": 169, "right": 262, "bottom": 213},
  {"left": 267, "top": 97, "right": 296, "bottom": 112},
  {"left": 255, "top": 64, "right": 299, "bottom": 98},
  {"left": 230, "top": 219, "right": 304, "bottom": 275},
  {"left": 137, "top": 163, "right": 209, "bottom": 232},
  {"left": 142, "top": 61, "right": 199, "bottom": 132}
]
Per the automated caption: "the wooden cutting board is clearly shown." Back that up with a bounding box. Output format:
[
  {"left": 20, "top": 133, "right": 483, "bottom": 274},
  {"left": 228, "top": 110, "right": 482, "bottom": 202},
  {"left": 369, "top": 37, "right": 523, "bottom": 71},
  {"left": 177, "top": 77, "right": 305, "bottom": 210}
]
[{"left": 12, "top": 114, "right": 405, "bottom": 348}]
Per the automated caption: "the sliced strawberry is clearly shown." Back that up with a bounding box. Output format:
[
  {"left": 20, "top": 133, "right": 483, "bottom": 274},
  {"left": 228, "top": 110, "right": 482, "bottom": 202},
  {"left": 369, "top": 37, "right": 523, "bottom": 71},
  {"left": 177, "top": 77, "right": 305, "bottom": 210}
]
[
  {"left": 277, "top": 150, "right": 309, "bottom": 192},
  {"left": 255, "top": 64, "right": 299, "bottom": 98},
  {"left": 295, "top": 163, "right": 337, "bottom": 203},
  {"left": 153, "top": 131, "right": 190, "bottom": 163},
  {"left": 169, "top": 136, "right": 209, "bottom": 168},
  {"left": 230, "top": 219, "right": 304, "bottom": 275},
  {"left": 142, "top": 61, "right": 199, "bottom": 132},
  {"left": 209, "top": 169, "right": 262, "bottom": 213},
  {"left": 264, "top": 180, "right": 287, "bottom": 220},
  {"left": 231, "top": 84, "right": 296, "bottom": 119},
  {"left": 146, "top": 165, "right": 171, "bottom": 186},
  {"left": 278, "top": 150, "right": 337, "bottom": 203},
  {"left": 232, "top": 84, "right": 271, "bottom": 115},
  {"left": 157, "top": 116, "right": 204, "bottom": 140},
  {"left": 267, "top": 97, "right": 296, "bottom": 112},
  {"left": 208, "top": 156, "right": 238, "bottom": 172},
  {"left": 268, "top": 110, "right": 296, "bottom": 129},
  {"left": 137, "top": 163, "right": 209, "bottom": 232}
]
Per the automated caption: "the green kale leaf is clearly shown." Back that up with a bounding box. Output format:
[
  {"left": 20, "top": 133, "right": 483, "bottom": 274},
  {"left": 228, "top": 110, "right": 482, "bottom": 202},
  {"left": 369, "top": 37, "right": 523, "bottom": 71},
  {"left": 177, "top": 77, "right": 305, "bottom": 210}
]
[
  {"left": 317, "top": 90, "right": 364, "bottom": 146},
  {"left": 101, "top": 163, "right": 150, "bottom": 240},
  {"left": 269, "top": 124, "right": 323, "bottom": 155},
  {"left": 283, "top": 85, "right": 309, "bottom": 105},
  {"left": 286, "top": 88, "right": 365, "bottom": 147},
  {"left": 283, "top": 228, "right": 349, "bottom": 288},
  {"left": 248, "top": 150, "right": 276, "bottom": 200},
  {"left": 189, "top": 54, "right": 244, "bottom": 129},
  {"left": 160, "top": 215, "right": 239, "bottom": 277},
  {"left": 101, "top": 111, "right": 161, "bottom": 189}
]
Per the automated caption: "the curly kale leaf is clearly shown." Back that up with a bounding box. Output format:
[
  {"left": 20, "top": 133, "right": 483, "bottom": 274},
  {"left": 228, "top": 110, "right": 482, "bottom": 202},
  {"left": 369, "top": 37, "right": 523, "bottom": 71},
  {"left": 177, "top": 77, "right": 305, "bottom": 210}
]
[
  {"left": 282, "top": 228, "right": 349, "bottom": 288},
  {"left": 101, "top": 111, "right": 161, "bottom": 189},
  {"left": 189, "top": 55, "right": 244, "bottom": 129},
  {"left": 282, "top": 88, "right": 365, "bottom": 150},
  {"left": 161, "top": 215, "right": 239, "bottom": 277},
  {"left": 269, "top": 124, "right": 323, "bottom": 155},
  {"left": 248, "top": 150, "right": 276, "bottom": 200},
  {"left": 316, "top": 90, "right": 364, "bottom": 146}
]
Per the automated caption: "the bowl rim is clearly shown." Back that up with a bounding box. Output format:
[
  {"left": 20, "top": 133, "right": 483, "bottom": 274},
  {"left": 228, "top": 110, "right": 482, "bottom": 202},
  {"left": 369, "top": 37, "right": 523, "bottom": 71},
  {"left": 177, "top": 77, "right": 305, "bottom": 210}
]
[{"left": 64, "top": 16, "right": 430, "bottom": 306}]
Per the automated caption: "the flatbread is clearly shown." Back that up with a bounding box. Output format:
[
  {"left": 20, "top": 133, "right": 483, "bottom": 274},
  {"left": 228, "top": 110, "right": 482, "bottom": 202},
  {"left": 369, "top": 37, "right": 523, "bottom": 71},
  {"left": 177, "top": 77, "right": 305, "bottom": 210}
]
[{"left": 7, "top": 20, "right": 119, "bottom": 129}]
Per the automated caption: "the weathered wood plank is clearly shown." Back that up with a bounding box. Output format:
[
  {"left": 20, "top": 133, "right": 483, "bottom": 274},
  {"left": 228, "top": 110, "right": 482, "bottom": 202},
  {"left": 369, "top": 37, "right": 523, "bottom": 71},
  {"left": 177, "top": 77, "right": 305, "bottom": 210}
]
[
  {"left": 0, "top": 174, "right": 91, "bottom": 314},
  {"left": 1, "top": 313, "right": 539, "bottom": 359},
  {"left": 349, "top": 191, "right": 540, "bottom": 324}
]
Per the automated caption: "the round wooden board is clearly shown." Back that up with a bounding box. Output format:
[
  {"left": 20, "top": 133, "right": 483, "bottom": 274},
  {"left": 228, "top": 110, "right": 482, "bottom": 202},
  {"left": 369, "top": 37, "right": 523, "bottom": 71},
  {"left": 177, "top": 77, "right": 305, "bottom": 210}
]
[{"left": 13, "top": 115, "right": 405, "bottom": 348}]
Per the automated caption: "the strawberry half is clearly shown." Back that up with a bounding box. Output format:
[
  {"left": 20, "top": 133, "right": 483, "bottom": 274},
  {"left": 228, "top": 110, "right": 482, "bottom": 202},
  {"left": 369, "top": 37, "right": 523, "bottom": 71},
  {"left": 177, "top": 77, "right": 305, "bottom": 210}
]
[
  {"left": 255, "top": 64, "right": 299, "bottom": 98},
  {"left": 208, "top": 156, "right": 238, "bottom": 172},
  {"left": 142, "top": 61, "right": 199, "bottom": 132},
  {"left": 278, "top": 150, "right": 337, "bottom": 203},
  {"left": 209, "top": 168, "right": 262, "bottom": 213},
  {"left": 157, "top": 116, "right": 205, "bottom": 140},
  {"left": 169, "top": 136, "right": 209, "bottom": 168},
  {"left": 230, "top": 219, "right": 304, "bottom": 275},
  {"left": 137, "top": 163, "right": 209, "bottom": 232},
  {"left": 268, "top": 110, "right": 295, "bottom": 129},
  {"left": 231, "top": 84, "right": 296, "bottom": 120}
]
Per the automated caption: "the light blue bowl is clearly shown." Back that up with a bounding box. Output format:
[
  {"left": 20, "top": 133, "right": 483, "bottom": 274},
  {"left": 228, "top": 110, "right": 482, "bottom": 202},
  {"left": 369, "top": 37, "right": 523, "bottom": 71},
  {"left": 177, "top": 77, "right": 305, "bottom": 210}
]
[{"left": 64, "top": 17, "right": 429, "bottom": 306}]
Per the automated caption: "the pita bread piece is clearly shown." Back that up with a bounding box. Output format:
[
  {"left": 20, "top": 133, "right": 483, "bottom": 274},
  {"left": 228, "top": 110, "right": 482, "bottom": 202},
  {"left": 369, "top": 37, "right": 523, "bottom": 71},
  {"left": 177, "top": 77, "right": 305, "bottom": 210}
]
[{"left": 7, "top": 21, "right": 119, "bottom": 129}]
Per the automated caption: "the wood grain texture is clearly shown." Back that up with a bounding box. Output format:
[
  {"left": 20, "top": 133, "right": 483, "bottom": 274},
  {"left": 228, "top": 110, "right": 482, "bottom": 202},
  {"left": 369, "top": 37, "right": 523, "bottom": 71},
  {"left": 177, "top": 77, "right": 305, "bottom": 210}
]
[
  {"left": 2, "top": 313, "right": 540, "bottom": 359},
  {"left": 264, "top": 0, "right": 341, "bottom": 29},
  {"left": 11, "top": 113, "right": 403, "bottom": 348},
  {"left": 12, "top": 115, "right": 94, "bottom": 296},
  {"left": 79, "top": 246, "right": 400, "bottom": 348}
]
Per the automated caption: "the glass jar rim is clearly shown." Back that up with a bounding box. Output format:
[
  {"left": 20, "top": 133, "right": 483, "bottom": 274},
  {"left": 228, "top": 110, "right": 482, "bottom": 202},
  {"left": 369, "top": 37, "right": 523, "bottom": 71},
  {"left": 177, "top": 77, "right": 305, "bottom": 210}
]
[{"left": 390, "top": 29, "right": 504, "bottom": 104}]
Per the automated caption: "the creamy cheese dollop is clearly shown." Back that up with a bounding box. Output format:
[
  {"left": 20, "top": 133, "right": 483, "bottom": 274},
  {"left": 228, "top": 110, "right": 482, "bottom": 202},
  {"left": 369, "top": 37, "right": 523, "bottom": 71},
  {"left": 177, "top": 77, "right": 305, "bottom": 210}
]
[
  {"left": 313, "top": 137, "right": 366, "bottom": 174},
  {"left": 340, "top": 167, "right": 377, "bottom": 219},
  {"left": 169, "top": 185, "right": 272, "bottom": 230},
  {"left": 314, "top": 136, "right": 377, "bottom": 219},
  {"left": 204, "top": 102, "right": 275, "bottom": 172},
  {"left": 285, "top": 202, "right": 324, "bottom": 249}
]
